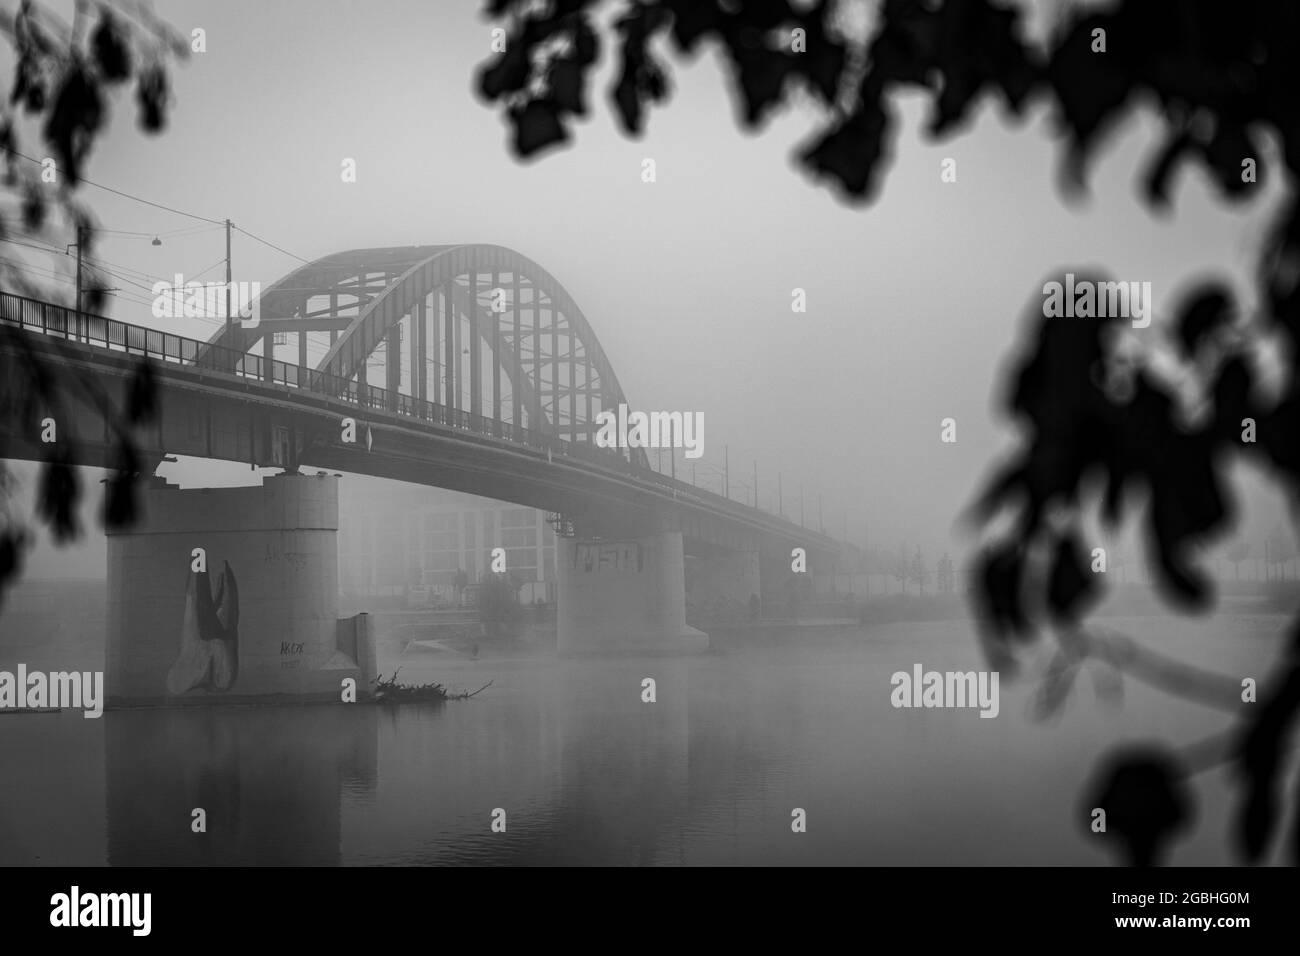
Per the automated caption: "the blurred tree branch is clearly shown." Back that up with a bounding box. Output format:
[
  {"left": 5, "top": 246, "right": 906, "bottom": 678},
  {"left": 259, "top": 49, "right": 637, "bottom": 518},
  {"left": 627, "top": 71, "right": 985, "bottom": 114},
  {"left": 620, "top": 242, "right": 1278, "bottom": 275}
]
[
  {"left": 475, "top": 0, "right": 1300, "bottom": 864},
  {"left": 0, "top": 0, "right": 188, "bottom": 610}
]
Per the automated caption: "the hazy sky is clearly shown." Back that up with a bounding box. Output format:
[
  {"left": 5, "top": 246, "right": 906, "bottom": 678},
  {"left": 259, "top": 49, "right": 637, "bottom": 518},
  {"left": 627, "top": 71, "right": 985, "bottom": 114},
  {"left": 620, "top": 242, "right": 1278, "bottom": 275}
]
[{"left": 3, "top": 0, "right": 1293, "bottom": 576}]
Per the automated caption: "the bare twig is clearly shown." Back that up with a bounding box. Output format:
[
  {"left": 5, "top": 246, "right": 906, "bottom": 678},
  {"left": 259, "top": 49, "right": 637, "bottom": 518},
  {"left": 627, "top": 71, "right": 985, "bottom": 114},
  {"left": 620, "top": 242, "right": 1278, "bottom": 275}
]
[{"left": 369, "top": 670, "right": 492, "bottom": 703}]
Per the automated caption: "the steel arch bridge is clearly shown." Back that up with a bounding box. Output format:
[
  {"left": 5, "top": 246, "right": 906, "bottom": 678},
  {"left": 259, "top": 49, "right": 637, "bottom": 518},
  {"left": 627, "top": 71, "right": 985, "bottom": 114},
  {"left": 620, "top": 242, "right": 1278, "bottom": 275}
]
[
  {"left": 1, "top": 243, "right": 847, "bottom": 562},
  {"left": 204, "top": 244, "right": 650, "bottom": 468}
]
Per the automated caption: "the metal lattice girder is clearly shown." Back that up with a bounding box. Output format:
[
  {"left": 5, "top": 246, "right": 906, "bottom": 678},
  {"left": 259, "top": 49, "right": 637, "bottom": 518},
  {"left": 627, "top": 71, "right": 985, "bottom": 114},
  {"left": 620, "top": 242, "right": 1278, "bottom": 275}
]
[{"left": 200, "top": 244, "right": 646, "bottom": 465}]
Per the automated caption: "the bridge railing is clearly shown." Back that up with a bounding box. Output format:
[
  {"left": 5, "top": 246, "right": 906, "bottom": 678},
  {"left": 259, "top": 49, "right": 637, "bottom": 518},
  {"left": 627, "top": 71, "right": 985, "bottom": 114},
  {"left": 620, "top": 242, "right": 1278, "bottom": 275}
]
[
  {"left": 0, "top": 290, "right": 630, "bottom": 467},
  {"left": 0, "top": 291, "right": 274, "bottom": 381},
  {"left": 1, "top": 290, "right": 825, "bottom": 536}
]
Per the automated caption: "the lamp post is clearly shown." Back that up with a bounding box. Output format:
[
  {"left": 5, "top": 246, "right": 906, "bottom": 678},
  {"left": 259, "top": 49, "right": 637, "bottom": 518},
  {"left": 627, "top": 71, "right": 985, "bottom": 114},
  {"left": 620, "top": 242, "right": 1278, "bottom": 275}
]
[
  {"left": 225, "top": 218, "right": 233, "bottom": 339},
  {"left": 65, "top": 226, "right": 86, "bottom": 342},
  {"left": 74, "top": 225, "right": 84, "bottom": 341}
]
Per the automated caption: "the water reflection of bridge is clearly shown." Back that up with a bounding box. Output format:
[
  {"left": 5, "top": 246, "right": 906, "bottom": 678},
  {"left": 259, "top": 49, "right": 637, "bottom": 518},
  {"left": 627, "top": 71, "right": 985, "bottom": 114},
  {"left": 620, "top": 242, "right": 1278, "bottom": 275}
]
[{"left": 98, "top": 660, "right": 779, "bottom": 866}]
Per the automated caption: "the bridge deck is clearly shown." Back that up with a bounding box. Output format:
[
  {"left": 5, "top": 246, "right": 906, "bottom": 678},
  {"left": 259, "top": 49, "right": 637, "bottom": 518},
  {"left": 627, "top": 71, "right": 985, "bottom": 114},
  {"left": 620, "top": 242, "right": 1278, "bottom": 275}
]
[{"left": 0, "top": 290, "right": 845, "bottom": 560}]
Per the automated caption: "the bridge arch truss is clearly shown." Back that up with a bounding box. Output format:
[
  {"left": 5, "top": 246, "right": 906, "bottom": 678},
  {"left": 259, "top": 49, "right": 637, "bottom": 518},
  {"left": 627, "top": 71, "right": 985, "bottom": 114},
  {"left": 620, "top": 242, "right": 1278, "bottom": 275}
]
[{"left": 204, "top": 244, "right": 647, "bottom": 466}]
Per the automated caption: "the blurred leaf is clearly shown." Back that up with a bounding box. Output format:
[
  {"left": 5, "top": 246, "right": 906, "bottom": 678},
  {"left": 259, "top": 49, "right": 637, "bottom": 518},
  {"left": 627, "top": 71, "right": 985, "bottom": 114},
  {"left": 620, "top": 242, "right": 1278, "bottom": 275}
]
[
  {"left": 1141, "top": 127, "right": 1193, "bottom": 210},
  {"left": 1172, "top": 283, "right": 1233, "bottom": 360},
  {"left": 724, "top": 28, "right": 794, "bottom": 128},
  {"left": 21, "top": 183, "right": 45, "bottom": 231},
  {"left": 477, "top": 33, "right": 532, "bottom": 100},
  {"left": 663, "top": 0, "right": 721, "bottom": 54},
  {"left": 103, "top": 442, "right": 141, "bottom": 531},
  {"left": 126, "top": 359, "right": 158, "bottom": 424},
  {"left": 609, "top": 4, "right": 671, "bottom": 136},
  {"left": 36, "top": 456, "right": 80, "bottom": 543},
  {"left": 1257, "top": 394, "right": 1300, "bottom": 482},
  {"left": 571, "top": 13, "right": 599, "bottom": 66},
  {"left": 1211, "top": 354, "right": 1255, "bottom": 447},
  {"left": 84, "top": 282, "right": 108, "bottom": 314},
  {"left": 927, "top": 0, "right": 1037, "bottom": 137},
  {"left": 1084, "top": 745, "right": 1195, "bottom": 866},
  {"left": 42, "top": 63, "right": 104, "bottom": 183},
  {"left": 1234, "top": 658, "right": 1300, "bottom": 862},
  {"left": 789, "top": 0, "right": 845, "bottom": 105},
  {"left": 0, "top": 528, "right": 31, "bottom": 611},
  {"left": 1203, "top": 122, "right": 1259, "bottom": 201},
  {"left": 973, "top": 541, "right": 1032, "bottom": 646},
  {"left": 1147, "top": 433, "right": 1227, "bottom": 609},
  {"left": 11, "top": 55, "right": 47, "bottom": 113},
  {"left": 798, "top": 94, "right": 893, "bottom": 201},
  {"left": 548, "top": 57, "right": 589, "bottom": 116},
  {"left": 1047, "top": 16, "right": 1132, "bottom": 195},
  {"left": 1047, "top": 533, "right": 1100, "bottom": 625},
  {"left": 508, "top": 98, "right": 569, "bottom": 156},
  {"left": 91, "top": 11, "right": 133, "bottom": 84},
  {"left": 135, "top": 64, "right": 169, "bottom": 133}
]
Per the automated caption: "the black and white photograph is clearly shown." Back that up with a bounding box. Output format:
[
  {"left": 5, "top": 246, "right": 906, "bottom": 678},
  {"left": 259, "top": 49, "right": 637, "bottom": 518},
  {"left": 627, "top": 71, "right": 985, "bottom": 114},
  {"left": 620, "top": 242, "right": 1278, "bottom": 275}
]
[{"left": 0, "top": 0, "right": 1295, "bottom": 936}]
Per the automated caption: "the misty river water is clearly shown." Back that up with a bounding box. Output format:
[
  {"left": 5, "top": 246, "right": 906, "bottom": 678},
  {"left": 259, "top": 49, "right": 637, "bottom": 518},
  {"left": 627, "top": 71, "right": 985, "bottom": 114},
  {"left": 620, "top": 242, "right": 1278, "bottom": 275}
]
[{"left": 0, "top": 609, "right": 1290, "bottom": 866}]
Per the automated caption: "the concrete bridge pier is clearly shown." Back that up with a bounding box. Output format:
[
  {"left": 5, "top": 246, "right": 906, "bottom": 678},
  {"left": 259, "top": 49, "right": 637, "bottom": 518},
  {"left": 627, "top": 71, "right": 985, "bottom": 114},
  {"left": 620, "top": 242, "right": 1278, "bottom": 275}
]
[
  {"left": 557, "top": 531, "right": 708, "bottom": 656},
  {"left": 106, "top": 474, "right": 375, "bottom": 705}
]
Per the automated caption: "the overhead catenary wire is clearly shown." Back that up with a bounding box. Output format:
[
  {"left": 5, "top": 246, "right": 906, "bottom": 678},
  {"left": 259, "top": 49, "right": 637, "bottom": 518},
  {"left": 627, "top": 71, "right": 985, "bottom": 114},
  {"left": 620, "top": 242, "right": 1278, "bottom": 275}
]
[
  {"left": 2, "top": 251, "right": 227, "bottom": 323},
  {"left": 2, "top": 225, "right": 276, "bottom": 317},
  {"left": 94, "top": 224, "right": 223, "bottom": 241},
  {"left": 0, "top": 258, "right": 164, "bottom": 313},
  {"left": 0, "top": 235, "right": 65, "bottom": 256},
  {"left": 4, "top": 228, "right": 172, "bottom": 288},
  {"left": 233, "top": 225, "right": 309, "bottom": 264},
  {"left": 188, "top": 256, "right": 228, "bottom": 281},
  {"left": 84, "top": 263, "right": 162, "bottom": 296},
  {"left": 0, "top": 256, "right": 74, "bottom": 284},
  {"left": 1, "top": 144, "right": 308, "bottom": 262}
]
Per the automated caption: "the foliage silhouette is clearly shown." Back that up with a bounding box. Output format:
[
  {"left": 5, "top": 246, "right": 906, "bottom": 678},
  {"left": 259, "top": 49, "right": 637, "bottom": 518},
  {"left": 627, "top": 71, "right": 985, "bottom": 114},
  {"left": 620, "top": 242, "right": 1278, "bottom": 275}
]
[
  {"left": 479, "top": 567, "right": 526, "bottom": 639},
  {"left": 0, "top": 1, "right": 187, "bottom": 610},
  {"left": 1082, "top": 744, "right": 1195, "bottom": 867},
  {"left": 477, "top": 0, "right": 1300, "bottom": 865}
]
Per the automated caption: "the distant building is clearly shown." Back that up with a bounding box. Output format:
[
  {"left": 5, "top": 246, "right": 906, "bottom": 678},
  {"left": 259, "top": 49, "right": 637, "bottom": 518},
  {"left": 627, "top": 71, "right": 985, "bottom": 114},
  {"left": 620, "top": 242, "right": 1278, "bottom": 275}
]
[{"left": 337, "top": 480, "right": 557, "bottom": 606}]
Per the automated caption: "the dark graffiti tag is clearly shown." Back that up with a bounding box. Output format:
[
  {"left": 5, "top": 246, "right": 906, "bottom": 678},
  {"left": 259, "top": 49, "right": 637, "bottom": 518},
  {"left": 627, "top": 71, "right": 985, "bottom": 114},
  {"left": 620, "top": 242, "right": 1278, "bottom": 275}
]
[{"left": 572, "top": 542, "right": 644, "bottom": 573}]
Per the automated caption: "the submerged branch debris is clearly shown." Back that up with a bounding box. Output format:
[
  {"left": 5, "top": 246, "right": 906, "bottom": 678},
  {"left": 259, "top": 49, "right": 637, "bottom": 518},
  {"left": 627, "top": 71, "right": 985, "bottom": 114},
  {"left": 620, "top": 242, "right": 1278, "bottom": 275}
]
[{"left": 370, "top": 669, "right": 492, "bottom": 703}]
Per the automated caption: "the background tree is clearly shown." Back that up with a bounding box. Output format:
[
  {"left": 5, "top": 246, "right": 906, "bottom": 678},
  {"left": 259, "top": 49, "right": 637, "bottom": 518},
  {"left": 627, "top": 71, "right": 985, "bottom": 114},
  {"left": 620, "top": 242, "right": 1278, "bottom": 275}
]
[
  {"left": 477, "top": 0, "right": 1300, "bottom": 864},
  {"left": 908, "top": 545, "right": 927, "bottom": 595},
  {"left": 1265, "top": 526, "right": 1294, "bottom": 582},
  {"left": 891, "top": 540, "right": 907, "bottom": 595},
  {"left": 1, "top": 1, "right": 186, "bottom": 609},
  {"left": 479, "top": 567, "right": 524, "bottom": 639},
  {"left": 936, "top": 552, "right": 954, "bottom": 595},
  {"left": 1226, "top": 539, "right": 1251, "bottom": 583},
  {"left": 1104, "top": 543, "right": 1126, "bottom": 586}
]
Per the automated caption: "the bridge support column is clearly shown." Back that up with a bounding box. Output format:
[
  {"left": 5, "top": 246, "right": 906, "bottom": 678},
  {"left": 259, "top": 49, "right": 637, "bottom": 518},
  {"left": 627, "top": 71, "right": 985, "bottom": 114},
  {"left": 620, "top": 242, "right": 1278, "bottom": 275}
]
[
  {"left": 106, "top": 474, "right": 374, "bottom": 705},
  {"left": 685, "top": 549, "right": 761, "bottom": 624},
  {"left": 557, "top": 531, "right": 708, "bottom": 656}
]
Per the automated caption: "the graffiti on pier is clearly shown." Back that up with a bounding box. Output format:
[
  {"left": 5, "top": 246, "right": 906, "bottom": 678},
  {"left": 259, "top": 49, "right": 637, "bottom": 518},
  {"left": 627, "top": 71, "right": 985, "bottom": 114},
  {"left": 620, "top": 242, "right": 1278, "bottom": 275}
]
[
  {"left": 573, "top": 542, "right": 645, "bottom": 574},
  {"left": 166, "top": 562, "right": 240, "bottom": 695}
]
